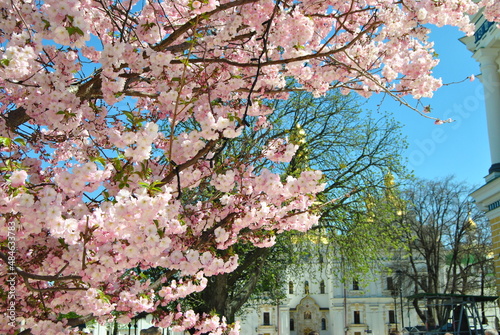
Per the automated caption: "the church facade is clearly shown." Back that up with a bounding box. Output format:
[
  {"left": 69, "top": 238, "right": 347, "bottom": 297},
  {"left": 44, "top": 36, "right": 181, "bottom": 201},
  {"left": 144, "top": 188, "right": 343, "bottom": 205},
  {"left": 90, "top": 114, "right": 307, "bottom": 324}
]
[{"left": 237, "top": 261, "right": 422, "bottom": 335}]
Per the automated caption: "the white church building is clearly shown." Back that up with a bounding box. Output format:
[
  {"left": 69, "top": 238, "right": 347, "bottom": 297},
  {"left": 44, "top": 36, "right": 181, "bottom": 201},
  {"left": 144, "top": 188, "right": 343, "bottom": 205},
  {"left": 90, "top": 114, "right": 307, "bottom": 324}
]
[{"left": 236, "top": 260, "right": 422, "bottom": 335}]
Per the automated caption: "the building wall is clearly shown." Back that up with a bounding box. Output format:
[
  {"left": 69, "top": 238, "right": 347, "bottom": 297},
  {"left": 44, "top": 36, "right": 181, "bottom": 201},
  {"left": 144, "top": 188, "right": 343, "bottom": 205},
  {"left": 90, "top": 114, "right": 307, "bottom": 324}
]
[
  {"left": 86, "top": 314, "right": 179, "bottom": 335},
  {"left": 237, "top": 253, "right": 499, "bottom": 335},
  {"left": 464, "top": 15, "right": 500, "bottom": 297},
  {"left": 491, "top": 214, "right": 500, "bottom": 293},
  {"left": 237, "top": 261, "right": 422, "bottom": 335}
]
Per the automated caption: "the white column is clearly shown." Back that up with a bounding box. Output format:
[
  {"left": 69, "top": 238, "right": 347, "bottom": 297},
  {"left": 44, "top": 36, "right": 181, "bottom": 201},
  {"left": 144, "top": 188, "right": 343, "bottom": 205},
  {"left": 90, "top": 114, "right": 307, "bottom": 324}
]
[
  {"left": 279, "top": 306, "right": 290, "bottom": 334},
  {"left": 475, "top": 48, "right": 500, "bottom": 175}
]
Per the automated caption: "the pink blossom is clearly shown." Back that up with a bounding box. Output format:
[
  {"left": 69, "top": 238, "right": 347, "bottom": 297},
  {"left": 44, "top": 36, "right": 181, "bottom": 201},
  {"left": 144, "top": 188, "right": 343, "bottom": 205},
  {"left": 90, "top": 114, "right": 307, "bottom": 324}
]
[
  {"left": 10, "top": 170, "right": 28, "bottom": 187},
  {"left": 263, "top": 139, "right": 299, "bottom": 163}
]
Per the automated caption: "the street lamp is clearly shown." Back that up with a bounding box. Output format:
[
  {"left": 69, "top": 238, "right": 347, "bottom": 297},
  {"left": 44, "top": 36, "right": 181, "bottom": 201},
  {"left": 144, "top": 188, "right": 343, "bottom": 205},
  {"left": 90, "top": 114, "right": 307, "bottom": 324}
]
[
  {"left": 391, "top": 287, "right": 399, "bottom": 331},
  {"left": 395, "top": 270, "right": 404, "bottom": 331}
]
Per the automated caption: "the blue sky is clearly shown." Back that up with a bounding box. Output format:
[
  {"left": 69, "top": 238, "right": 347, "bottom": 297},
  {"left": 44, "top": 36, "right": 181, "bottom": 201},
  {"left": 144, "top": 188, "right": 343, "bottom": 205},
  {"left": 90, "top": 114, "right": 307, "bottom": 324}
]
[{"left": 366, "top": 25, "right": 490, "bottom": 188}]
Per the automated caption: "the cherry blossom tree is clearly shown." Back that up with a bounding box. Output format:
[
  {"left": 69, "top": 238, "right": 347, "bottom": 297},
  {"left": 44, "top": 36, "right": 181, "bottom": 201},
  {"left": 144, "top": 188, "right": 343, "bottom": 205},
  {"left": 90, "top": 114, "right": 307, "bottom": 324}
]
[{"left": 0, "top": 0, "right": 499, "bottom": 334}]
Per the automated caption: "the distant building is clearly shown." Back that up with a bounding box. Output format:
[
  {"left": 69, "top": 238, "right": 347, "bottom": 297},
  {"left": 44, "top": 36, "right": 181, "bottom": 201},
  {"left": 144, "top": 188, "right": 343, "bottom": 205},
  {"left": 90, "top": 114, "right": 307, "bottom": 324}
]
[
  {"left": 236, "top": 259, "right": 422, "bottom": 335},
  {"left": 461, "top": 9, "right": 500, "bottom": 296},
  {"left": 85, "top": 314, "right": 176, "bottom": 335},
  {"left": 236, "top": 245, "right": 499, "bottom": 335}
]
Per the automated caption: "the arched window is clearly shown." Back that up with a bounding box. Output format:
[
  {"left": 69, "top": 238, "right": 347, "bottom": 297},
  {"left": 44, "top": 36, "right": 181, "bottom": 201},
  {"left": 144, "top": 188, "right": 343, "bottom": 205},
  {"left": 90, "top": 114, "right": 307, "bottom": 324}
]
[
  {"left": 320, "top": 280, "right": 325, "bottom": 294},
  {"left": 304, "top": 280, "right": 309, "bottom": 294},
  {"left": 304, "top": 311, "right": 312, "bottom": 319},
  {"left": 289, "top": 281, "right": 294, "bottom": 294},
  {"left": 321, "top": 318, "right": 327, "bottom": 330},
  {"left": 290, "top": 318, "right": 295, "bottom": 331}
]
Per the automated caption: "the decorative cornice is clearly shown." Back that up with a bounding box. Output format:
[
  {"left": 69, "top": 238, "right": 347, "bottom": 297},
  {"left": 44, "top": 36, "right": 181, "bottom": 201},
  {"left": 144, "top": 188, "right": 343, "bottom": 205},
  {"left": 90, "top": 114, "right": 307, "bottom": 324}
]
[{"left": 471, "top": 177, "right": 500, "bottom": 216}]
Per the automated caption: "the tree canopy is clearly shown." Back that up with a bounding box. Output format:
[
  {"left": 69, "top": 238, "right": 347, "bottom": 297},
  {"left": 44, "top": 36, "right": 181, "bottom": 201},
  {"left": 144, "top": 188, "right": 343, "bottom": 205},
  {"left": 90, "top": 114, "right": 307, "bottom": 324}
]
[{"left": 0, "top": 0, "right": 499, "bottom": 334}]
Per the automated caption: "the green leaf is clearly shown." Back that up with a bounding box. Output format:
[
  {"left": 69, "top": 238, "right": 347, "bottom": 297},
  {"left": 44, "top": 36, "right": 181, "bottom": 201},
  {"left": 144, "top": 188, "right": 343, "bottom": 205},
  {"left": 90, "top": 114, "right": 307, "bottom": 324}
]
[
  {"left": 158, "top": 227, "right": 166, "bottom": 239},
  {"left": 58, "top": 238, "right": 69, "bottom": 249},
  {"left": 66, "top": 26, "right": 84, "bottom": 37},
  {"left": 0, "top": 59, "right": 10, "bottom": 67},
  {"left": 0, "top": 137, "right": 12, "bottom": 146},
  {"left": 42, "top": 19, "right": 51, "bottom": 30},
  {"left": 141, "top": 22, "right": 155, "bottom": 30},
  {"left": 57, "top": 311, "right": 81, "bottom": 320},
  {"left": 13, "top": 138, "right": 26, "bottom": 147},
  {"left": 97, "top": 289, "right": 111, "bottom": 304},
  {"left": 91, "top": 156, "right": 106, "bottom": 167},
  {"left": 139, "top": 181, "right": 151, "bottom": 188}
]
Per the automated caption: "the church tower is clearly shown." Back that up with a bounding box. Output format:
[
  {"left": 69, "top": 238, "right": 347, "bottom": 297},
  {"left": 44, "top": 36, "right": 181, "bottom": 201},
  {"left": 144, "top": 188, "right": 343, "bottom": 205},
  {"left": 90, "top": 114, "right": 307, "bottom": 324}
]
[{"left": 461, "top": 12, "right": 500, "bottom": 294}]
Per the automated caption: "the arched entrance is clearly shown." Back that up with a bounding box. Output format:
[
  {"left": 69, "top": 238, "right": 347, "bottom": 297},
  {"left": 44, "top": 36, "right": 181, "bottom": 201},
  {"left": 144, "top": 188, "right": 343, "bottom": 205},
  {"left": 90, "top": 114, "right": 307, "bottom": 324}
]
[
  {"left": 303, "top": 327, "right": 316, "bottom": 335},
  {"left": 290, "top": 296, "right": 328, "bottom": 335}
]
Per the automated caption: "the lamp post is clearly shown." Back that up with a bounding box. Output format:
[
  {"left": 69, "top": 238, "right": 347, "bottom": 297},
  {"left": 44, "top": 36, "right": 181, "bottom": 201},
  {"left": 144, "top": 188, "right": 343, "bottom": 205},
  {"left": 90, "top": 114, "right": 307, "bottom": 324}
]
[
  {"left": 399, "top": 287, "right": 404, "bottom": 331},
  {"left": 395, "top": 270, "right": 404, "bottom": 331},
  {"left": 391, "top": 288, "right": 399, "bottom": 331}
]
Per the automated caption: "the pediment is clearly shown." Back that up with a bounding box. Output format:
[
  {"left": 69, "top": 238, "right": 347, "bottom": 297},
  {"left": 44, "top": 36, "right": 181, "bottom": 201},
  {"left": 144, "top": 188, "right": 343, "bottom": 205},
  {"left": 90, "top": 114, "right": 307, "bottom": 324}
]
[{"left": 296, "top": 296, "right": 319, "bottom": 310}]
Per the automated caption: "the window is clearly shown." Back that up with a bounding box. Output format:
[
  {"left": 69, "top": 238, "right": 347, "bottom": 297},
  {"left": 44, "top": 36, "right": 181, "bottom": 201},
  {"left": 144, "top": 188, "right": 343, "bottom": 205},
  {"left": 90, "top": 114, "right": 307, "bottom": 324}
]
[
  {"left": 290, "top": 318, "right": 294, "bottom": 331},
  {"left": 353, "top": 280, "right": 359, "bottom": 290},
  {"left": 289, "top": 281, "right": 294, "bottom": 294},
  {"left": 304, "top": 311, "right": 312, "bottom": 319},
  {"left": 320, "top": 280, "right": 325, "bottom": 294},
  {"left": 263, "top": 312, "right": 270, "bottom": 325},
  {"left": 387, "top": 277, "right": 394, "bottom": 291},
  {"left": 304, "top": 281, "right": 310, "bottom": 294},
  {"left": 353, "top": 311, "right": 361, "bottom": 324},
  {"left": 389, "top": 310, "right": 396, "bottom": 324},
  {"left": 321, "top": 318, "right": 327, "bottom": 330}
]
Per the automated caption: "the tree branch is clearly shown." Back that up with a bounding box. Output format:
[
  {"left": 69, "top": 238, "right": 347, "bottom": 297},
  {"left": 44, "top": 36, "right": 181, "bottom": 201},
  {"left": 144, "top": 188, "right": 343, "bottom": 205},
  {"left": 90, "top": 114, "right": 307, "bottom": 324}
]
[
  {"left": 0, "top": 251, "right": 82, "bottom": 282},
  {"left": 151, "top": 0, "right": 259, "bottom": 52}
]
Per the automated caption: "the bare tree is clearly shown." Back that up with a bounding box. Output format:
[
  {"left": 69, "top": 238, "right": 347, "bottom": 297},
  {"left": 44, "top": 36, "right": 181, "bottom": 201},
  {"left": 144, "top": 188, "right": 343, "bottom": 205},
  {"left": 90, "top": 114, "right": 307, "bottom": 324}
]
[{"left": 399, "top": 176, "right": 494, "bottom": 328}]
